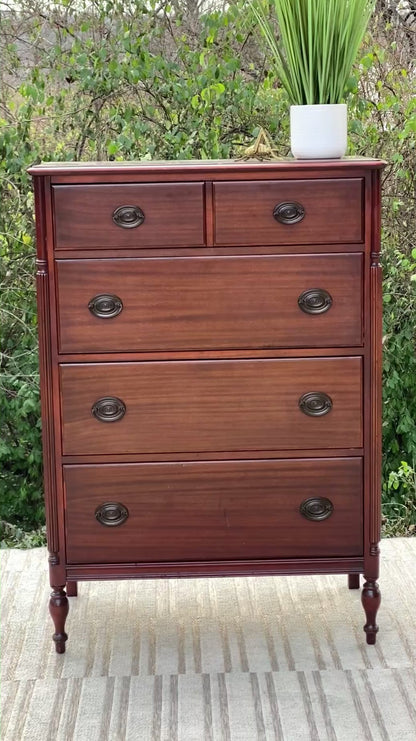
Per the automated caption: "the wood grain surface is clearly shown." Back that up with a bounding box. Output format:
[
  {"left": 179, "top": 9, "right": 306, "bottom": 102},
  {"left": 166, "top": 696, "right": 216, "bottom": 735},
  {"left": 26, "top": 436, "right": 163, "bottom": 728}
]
[
  {"left": 214, "top": 179, "right": 363, "bottom": 245},
  {"left": 64, "top": 458, "right": 363, "bottom": 563},
  {"left": 60, "top": 357, "right": 363, "bottom": 455},
  {"left": 56, "top": 253, "right": 363, "bottom": 353},
  {"left": 53, "top": 183, "right": 205, "bottom": 248}
]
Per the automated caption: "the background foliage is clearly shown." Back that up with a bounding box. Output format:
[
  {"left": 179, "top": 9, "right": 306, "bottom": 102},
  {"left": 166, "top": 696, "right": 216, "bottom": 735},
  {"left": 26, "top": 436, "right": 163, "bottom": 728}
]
[{"left": 1, "top": 0, "right": 415, "bottom": 544}]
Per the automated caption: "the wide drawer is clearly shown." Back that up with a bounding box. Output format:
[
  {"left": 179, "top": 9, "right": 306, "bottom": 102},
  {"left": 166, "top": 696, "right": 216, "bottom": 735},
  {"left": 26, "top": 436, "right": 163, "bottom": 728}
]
[
  {"left": 64, "top": 458, "right": 363, "bottom": 563},
  {"left": 57, "top": 254, "right": 363, "bottom": 353},
  {"left": 53, "top": 183, "right": 205, "bottom": 249},
  {"left": 60, "top": 358, "right": 362, "bottom": 455},
  {"left": 214, "top": 179, "right": 363, "bottom": 245}
]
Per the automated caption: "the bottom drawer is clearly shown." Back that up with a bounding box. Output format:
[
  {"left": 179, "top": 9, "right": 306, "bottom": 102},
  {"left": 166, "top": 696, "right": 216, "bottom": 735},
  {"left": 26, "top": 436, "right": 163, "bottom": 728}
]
[{"left": 64, "top": 458, "right": 363, "bottom": 563}]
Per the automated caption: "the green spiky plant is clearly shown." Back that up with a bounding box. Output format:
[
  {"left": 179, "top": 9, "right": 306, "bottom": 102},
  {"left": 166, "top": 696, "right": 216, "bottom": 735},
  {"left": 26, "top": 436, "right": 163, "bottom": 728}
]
[{"left": 250, "top": 0, "right": 375, "bottom": 105}]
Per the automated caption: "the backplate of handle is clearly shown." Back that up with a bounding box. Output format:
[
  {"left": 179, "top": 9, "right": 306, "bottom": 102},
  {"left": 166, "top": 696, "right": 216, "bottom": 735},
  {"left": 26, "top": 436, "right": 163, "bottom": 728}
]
[
  {"left": 300, "top": 497, "right": 334, "bottom": 521},
  {"left": 273, "top": 201, "right": 305, "bottom": 225},
  {"left": 112, "top": 205, "right": 145, "bottom": 228},
  {"left": 299, "top": 391, "right": 333, "bottom": 416},
  {"left": 298, "top": 288, "right": 332, "bottom": 315},
  {"left": 92, "top": 397, "right": 126, "bottom": 422},
  {"left": 88, "top": 294, "right": 123, "bottom": 319},
  {"left": 95, "top": 502, "right": 129, "bottom": 527}
]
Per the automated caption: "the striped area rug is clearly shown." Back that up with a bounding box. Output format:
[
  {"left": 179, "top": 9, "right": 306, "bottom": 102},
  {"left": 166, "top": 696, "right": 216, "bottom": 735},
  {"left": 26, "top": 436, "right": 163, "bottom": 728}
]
[{"left": 1, "top": 539, "right": 416, "bottom": 740}]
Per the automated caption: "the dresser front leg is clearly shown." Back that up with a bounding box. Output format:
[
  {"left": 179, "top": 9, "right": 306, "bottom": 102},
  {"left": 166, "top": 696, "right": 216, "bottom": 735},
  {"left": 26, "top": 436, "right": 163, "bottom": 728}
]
[
  {"left": 66, "top": 581, "right": 78, "bottom": 597},
  {"left": 49, "top": 586, "right": 69, "bottom": 653},
  {"left": 361, "top": 579, "right": 380, "bottom": 644},
  {"left": 348, "top": 573, "right": 360, "bottom": 589}
]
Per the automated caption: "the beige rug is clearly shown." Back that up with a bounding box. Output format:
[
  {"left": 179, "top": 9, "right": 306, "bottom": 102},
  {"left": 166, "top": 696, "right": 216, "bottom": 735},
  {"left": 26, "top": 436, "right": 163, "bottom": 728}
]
[{"left": 1, "top": 539, "right": 416, "bottom": 740}]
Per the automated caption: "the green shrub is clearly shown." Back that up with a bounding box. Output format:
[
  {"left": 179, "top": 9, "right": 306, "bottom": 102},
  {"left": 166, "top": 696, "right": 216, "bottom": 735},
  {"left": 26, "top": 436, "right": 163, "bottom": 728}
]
[
  {"left": 0, "top": 137, "right": 44, "bottom": 529},
  {"left": 347, "top": 18, "right": 416, "bottom": 524},
  {"left": 382, "top": 462, "right": 416, "bottom": 536},
  {"left": 0, "top": 1, "right": 415, "bottom": 539}
]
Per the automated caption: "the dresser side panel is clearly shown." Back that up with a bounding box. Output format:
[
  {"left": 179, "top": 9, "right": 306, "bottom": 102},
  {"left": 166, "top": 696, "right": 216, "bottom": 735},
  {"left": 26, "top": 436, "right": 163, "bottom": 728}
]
[
  {"left": 34, "top": 176, "right": 63, "bottom": 579},
  {"left": 366, "top": 168, "right": 383, "bottom": 577}
]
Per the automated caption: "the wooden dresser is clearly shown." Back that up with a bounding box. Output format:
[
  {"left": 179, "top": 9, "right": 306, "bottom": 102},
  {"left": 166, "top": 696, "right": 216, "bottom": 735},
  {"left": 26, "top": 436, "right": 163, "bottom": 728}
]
[{"left": 29, "top": 158, "right": 384, "bottom": 653}]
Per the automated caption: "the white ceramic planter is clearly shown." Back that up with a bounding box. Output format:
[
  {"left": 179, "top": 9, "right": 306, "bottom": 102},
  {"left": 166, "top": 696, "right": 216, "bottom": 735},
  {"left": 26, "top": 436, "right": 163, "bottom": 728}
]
[{"left": 290, "top": 103, "right": 347, "bottom": 159}]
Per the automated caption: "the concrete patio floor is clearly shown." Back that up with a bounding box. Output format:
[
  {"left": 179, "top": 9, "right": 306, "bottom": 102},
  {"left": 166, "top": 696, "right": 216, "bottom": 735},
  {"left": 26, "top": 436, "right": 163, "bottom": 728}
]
[{"left": 1, "top": 538, "right": 416, "bottom": 740}]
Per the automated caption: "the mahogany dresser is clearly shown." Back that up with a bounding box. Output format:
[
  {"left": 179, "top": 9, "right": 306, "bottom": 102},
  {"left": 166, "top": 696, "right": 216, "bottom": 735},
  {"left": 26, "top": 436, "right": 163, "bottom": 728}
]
[{"left": 29, "top": 158, "right": 385, "bottom": 653}]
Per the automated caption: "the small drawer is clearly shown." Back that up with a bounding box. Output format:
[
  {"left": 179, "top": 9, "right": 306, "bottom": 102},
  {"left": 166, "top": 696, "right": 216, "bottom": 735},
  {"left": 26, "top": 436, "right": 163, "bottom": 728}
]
[
  {"left": 64, "top": 458, "right": 363, "bottom": 563},
  {"left": 214, "top": 178, "right": 363, "bottom": 245},
  {"left": 56, "top": 253, "right": 363, "bottom": 353},
  {"left": 53, "top": 183, "right": 205, "bottom": 249},
  {"left": 60, "top": 357, "right": 362, "bottom": 455}
]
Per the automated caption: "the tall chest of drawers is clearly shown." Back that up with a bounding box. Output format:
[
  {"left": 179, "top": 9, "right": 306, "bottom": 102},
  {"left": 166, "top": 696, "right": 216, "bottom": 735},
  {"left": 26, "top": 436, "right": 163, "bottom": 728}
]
[{"left": 29, "top": 158, "right": 385, "bottom": 653}]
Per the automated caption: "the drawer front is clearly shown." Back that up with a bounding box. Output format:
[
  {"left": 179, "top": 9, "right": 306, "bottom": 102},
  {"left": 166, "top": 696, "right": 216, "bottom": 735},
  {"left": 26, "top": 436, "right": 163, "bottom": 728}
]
[
  {"left": 214, "top": 179, "right": 363, "bottom": 245},
  {"left": 53, "top": 183, "right": 205, "bottom": 249},
  {"left": 57, "top": 254, "right": 363, "bottom": 353},
  {"left": 64, "top": 458, "right": 363, "bottom": 563},
  {"left": 61, "top": 358, "right": 362, "bottom": 455}
]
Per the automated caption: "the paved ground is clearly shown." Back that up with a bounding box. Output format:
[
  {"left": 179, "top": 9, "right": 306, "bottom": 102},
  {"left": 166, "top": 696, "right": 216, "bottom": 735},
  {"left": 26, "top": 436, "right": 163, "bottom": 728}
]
[{"left": 1, "top": 538, "right": 416, "bottom": 740}]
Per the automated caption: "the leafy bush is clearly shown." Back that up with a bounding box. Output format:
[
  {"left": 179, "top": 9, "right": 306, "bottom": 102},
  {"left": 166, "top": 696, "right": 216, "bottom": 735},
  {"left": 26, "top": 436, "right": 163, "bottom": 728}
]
[
  {"left": 382, "top": 462, "right": 416, "bottom": 536},
  {"left": 0, "top": 0, "right": 415, "bottom": 539},
  {"left": 0, "top": 148, "right": 44, "bottom": 530},
  {"left": 347, "top": 15, "right": 416, "bottom": 525}
]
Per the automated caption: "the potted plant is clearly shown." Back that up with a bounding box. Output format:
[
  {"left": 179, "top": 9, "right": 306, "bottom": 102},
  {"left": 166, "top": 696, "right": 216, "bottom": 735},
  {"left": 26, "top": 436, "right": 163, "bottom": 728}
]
[{"left": 250, "top": 0, "right": 375, "bottom": 158}]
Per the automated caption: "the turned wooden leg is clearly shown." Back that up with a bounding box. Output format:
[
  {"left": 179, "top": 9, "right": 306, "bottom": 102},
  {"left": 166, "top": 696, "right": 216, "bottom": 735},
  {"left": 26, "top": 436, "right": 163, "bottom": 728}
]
[
  {"left": 66, "top": 581, "right": 78, "bottom": 597},
  {"left": 348, "top": 573, "right": 360, "bottom": 589},
  {"left": 49, "top": 586, "right": 69, "bottom": 653},
  {"left": 361, "top": 579, "right": 381, "bottom": 645}
]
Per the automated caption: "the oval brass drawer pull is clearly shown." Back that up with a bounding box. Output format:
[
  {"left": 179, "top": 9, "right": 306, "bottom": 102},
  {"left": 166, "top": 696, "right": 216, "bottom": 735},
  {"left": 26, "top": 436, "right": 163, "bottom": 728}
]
[
  {"left": 92, "top": 397, "right": 126, "bottom": 422},
  {"left": 299, "top": 391, "right": 333, "bottom": 416},
  {"left": 95, "top": 502, "right": 129, "bottom": 527},
  {"left": 298, "top": 288, "right": 332, "bottom": 315},
  {"left": 300, "top": 497, "right": 334, "bottom": 521},
  {"left": 112, "top": 205, "right": 145, "bottom": 229},
  {"left": 273, "top": 201, "right": 305, "bottom": 225},
  {"left": 88, "top": 294, "right": 123, "bottom": 319}
]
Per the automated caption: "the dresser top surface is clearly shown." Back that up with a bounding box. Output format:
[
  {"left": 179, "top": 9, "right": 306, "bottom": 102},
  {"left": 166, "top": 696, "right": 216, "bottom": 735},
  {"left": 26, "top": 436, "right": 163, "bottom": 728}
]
[{"left": 28, "top": 156, "right": 386, "bottom": 177}]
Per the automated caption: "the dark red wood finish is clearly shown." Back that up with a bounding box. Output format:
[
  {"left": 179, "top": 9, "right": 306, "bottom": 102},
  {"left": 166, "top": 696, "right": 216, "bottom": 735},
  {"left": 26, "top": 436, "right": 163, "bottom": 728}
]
[
  {"left": 29, "top": 156, "right": 384, "bottom": 180},
  {"left": 66, "top": 557, "right": 364, "bottom": 581},
  {"left": 214, "top": 178, "right": 363, "bottom": 245},
  {"left": 53, "top": 183, "right": 205, "bottom": 248},
  {"left": 60, "top": 357, "right": 362, "bottom": 455},
  {"left": 29, "top": 158, "right": 384, "bottom": 652},
  {"left": 362, "top": 167, "right": 383, "bottom": 644},
  {"left": 362, "top": 579, "right": 381, "bottom": 644},
  {"left": 58, "top": 347, "right": 365, "bottom": 363},
  {"left": 64, "top": 458, "right": 363, "bottom": 563},
  {"left": 56, "top": 253, "right": 363, "bottom": 353},
  {"left": 348, "top": 573, "right": 360, "bottom": 589},
  {"left": 61, "top": 448, "right": 364, "bottom": 465},
  {"left": 54, "top": 243, "right": 365, "bottom": 258},
  {"left": 49, "top": 587, "right": 68, "bottom": 653},
  {"left": 66, "top": 581, "right": 78, "bottom": 597}
]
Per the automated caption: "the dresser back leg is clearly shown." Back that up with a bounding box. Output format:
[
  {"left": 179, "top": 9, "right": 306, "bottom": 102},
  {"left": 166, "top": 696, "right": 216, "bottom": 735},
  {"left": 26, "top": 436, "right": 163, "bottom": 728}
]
[
  {"left": 361, "top": 579, "right": 381, "bottom": 644},
  {"left": 49, "top": 586, "right": 69, "bottom": 653},
  {"left": 348, "top": 573, "right": 360, "bottom": 589},
  {"left": 66, "top": 581, "right": 78, "bottom": 597}
]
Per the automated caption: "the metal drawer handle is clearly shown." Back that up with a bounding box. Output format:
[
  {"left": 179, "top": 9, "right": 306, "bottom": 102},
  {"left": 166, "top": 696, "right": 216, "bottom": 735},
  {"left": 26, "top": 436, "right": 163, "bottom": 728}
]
[
  {"left": 299, "top": 391, "right": 332, "bottom": 416},
  {"left": 300, "top": 497, "right": 334, "bottom": 521},
  {"left": 112, "top": 205, "right": 145, "bottom": 229},
  {"left": 88, "top": 294, "right": 123, "bottom": 319},
  {"left": 92, "top": 397, "right": 126, "bottom": 422},
  {"left": 273, "top": 201, "right": 305, "bottom": 225},
  {"left": 95, "top": 502, "right": 129, "bottom": 527},
  {"left": 298, "top": 288, "right": 332, "bottom": 315}
]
